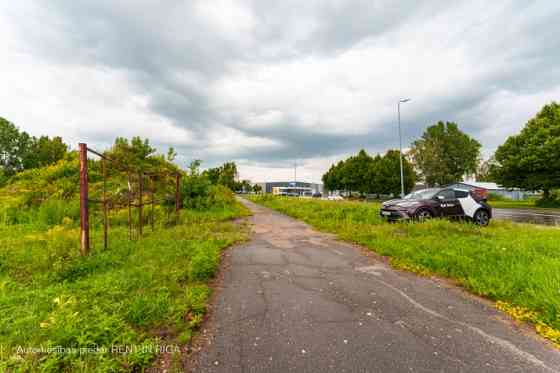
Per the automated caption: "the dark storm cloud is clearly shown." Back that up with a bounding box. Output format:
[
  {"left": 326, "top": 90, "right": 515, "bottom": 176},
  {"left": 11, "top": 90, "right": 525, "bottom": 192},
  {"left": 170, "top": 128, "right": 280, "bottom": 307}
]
[{"left": 5, "top": 0, "right": 560, "bottom": 172}]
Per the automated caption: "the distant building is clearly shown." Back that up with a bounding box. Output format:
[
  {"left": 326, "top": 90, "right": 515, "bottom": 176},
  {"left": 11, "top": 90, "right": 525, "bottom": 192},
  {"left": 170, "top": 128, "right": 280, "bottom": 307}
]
[
  {"left": 256, "top": 181, "right": 323, "bottom": 196},
  {"left": 448, "top": 181, "right": 531, "bottom": 200}
]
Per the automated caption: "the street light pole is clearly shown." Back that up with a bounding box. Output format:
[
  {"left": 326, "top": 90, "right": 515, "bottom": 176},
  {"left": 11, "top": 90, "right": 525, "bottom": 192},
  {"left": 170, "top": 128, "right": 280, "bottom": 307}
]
[{"left": 398, "top": 98, "right": 411, "bottom": 198}]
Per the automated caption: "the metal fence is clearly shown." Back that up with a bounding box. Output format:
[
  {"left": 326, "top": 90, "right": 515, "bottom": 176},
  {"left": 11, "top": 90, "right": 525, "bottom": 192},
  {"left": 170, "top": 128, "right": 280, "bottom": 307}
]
[{"left": 78, "top": 143, "right": 181, "bottom": 255}]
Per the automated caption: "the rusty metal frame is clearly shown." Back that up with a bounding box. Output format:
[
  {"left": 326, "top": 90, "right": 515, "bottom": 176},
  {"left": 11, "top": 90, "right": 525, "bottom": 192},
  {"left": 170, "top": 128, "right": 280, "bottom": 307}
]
[{"left": 78, "top": 143, "right": 182, "bottom": 255}]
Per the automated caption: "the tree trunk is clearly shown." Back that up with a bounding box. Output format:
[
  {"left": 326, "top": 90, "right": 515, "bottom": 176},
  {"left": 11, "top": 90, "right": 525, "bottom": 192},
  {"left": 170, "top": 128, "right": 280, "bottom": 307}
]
[{"left": 543, "top": 189, "right": 550, "bottom": 200}]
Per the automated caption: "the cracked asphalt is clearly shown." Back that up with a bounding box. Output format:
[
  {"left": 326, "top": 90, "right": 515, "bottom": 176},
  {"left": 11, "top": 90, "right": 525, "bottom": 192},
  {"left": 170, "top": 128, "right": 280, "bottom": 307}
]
[{"left": 192, "top": 198, "right": 560, "bottom": 373}]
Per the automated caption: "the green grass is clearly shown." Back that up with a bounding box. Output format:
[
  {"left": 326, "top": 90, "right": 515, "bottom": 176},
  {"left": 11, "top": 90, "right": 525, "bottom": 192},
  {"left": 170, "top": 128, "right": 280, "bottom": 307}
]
[
  {"left": 489, "top": 199, "right": 539, "bottom": 209},
  {"left": 0, "top": 202, "right": 250, "bottom": 372},
  {"left": 488, "top": 198, "right": 560, "bottom": 210},
  {"left": 248, "top": 195, "right": 560, "bottom": 346}
]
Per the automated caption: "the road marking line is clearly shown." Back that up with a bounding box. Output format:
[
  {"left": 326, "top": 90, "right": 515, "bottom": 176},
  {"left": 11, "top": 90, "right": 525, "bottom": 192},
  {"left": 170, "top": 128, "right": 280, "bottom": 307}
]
[{"left": 373, "top": 277, "right": 559, "bottom": 373}]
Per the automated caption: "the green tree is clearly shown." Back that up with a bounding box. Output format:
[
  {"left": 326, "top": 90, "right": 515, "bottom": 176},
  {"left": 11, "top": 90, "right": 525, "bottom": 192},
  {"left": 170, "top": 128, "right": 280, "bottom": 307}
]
[
  {"left": 205, "top": 167, "right": 221, "bottom": 185},
  {"left": 181, "top": 160, "right": 212, "bottom": 208},
  {"left": 410, "top": 121, "right": 481, "bottom": 186},
  {"left": 322, "top": 163, "right": 337, "bottom": 191},
  {"left": 0, "top": 117, "right": 33, "bottom": 176},
  {"left": 219, "top": 162, "right": 238, "bottom": 190},
  {"left": 492, "top": 102, "right": 560, "bottom": 199},
  {"left": 253, "top": 184, "right": 262, "bottom": 193},
  {"left": 343, "top": 149, "right": 374, "bottom": 195},
  {"left": 322, "top": 160, "right": 346, "bottom": 192},
  {"left": 204, "top": 162, "right": 239, "bottom": 191},
  {"left": 24, "top": 136, "right": 68, "bottom": 169},
  {"left": 166, "top": 146, "right": 177, "bottom": 162},
  {"left": 322, "top": 149, "right": 415, "bottom": 196},
  {"left": 106, "top": 137, "right": 157, "bottom": 171},
  {"left": 376, "top": 150, "right": 416, "bottom": 196},
  {"left": 237, "top": 179, "right": 252, "bottom": 192}
]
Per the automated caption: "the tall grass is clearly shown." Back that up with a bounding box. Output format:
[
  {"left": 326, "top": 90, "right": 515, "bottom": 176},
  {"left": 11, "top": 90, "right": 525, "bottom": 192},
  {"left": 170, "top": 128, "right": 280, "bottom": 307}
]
[
  {"left": 248, "top": 196, "right": 560, "bottom": 346},
  {"left": 0, "top": 199, "right": 80, "bottom": 227},
  {"left": 0, "top": 199, "right": 250, "bottom": 371}
]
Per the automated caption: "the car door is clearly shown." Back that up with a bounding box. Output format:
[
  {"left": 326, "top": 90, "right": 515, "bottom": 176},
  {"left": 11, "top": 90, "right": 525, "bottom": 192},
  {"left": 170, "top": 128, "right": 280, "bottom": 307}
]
[
  {"left": 452, "top": 189, "right": 470, "bottom": 217},
  {"left": 434, "top": 189, "right": 461, "bottom": 216}
]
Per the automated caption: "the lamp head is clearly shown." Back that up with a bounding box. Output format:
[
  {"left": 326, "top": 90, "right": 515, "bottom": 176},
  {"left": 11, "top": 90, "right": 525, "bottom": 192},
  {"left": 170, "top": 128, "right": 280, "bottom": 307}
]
[{"left": 399, "top": 98, "right": 411, "bottom": 103}]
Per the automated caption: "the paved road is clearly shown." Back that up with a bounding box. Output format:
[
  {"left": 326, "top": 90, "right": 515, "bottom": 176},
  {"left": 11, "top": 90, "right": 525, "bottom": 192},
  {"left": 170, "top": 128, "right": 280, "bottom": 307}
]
[
  {"left": 192, "top": 199, "right": 560, "bottom": 373},
  {"left": 494, "top": 208, "right": 560, "bottom": 226}
]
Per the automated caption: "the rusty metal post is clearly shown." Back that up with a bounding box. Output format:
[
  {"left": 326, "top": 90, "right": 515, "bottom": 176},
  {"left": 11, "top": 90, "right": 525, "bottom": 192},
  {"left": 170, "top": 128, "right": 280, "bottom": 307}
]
[
  {"left": 79, "top": 143, "right": 90, "bottom": 256},
  {"left": 150, "top": 176, "right": 155, "bottom": 231},
  {"left": 138, "top": 172, "right": 143, "bottom": 237},
  {"left": 127, "top": 173, "right": 132, "bottom": 240},
  {"left": 102, "top": 159, "right": 108, "bottom": 249},
  {"left": 175, "top": 173, "right": 181, "bottom": 223}
]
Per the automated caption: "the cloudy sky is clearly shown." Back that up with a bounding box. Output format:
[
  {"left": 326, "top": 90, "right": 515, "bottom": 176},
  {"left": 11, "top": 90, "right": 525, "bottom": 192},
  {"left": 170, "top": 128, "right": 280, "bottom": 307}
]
[{"left": 1, "top": 1, "right": 559, "bottom": 182}]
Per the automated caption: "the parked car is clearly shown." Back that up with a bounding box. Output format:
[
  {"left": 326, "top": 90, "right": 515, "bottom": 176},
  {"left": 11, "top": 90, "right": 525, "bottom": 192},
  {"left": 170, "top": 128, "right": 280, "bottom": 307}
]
[
  {"left": 379, "top": 187, "right": 492, "bottom": 226},
  {"left": 326, "top": 195, "right": 344, "bottom": 201},
  {"left": 312, "top": 192, "right": 322, "bottom": 198}
]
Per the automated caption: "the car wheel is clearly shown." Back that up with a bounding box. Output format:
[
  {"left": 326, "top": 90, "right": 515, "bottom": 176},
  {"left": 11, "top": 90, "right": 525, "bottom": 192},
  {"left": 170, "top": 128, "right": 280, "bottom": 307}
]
[
  {"left": 415, "top": 208, "right": 433, "bottom": 221},
  {"left": 473, "top": 209, "right": 490, "bottom": 226}
]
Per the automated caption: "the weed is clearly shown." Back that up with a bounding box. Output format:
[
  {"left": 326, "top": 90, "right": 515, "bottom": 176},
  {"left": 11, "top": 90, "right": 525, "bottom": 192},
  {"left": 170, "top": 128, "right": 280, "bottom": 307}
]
[{"left": 0, "top": 198, "right": 249, "bottom": 371}]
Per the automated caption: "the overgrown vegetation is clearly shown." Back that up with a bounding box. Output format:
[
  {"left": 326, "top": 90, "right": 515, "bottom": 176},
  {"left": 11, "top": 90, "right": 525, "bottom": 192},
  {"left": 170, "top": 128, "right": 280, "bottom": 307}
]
[
  {"left": 0, "top": 201, "right": 250, "bottom": 371},
  {"left": 0, "top": 133, "right": 251, "bottom": 371},
  {"left": 248, "top": 195, "right": 560, "bottom": 347}
]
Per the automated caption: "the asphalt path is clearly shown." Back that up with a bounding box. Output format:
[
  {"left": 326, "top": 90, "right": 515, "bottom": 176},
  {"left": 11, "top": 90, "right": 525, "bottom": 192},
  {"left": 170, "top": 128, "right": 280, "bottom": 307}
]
[
  {"left": 191, "top": 198, "right": 560, "bottom": 372},
  {"left": 493, "top": 208, "right": 560, "bottom": 226}
]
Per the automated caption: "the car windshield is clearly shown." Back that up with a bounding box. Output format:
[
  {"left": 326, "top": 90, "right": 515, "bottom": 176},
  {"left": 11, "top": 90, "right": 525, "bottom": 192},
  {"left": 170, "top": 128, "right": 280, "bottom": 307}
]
[{"left": 403, "top": 188, "right": 440, "bottom": 200}]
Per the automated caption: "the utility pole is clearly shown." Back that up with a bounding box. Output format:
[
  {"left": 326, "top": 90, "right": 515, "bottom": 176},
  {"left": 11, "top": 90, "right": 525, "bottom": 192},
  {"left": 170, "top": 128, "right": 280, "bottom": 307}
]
[{"left": 398, "top": 98, "right": 411, "bottom": 198}]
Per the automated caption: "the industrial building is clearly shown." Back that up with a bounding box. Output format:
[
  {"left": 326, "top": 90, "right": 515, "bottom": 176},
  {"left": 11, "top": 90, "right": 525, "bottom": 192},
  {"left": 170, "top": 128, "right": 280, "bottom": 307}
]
[{"left": 256, "top": 181, "right": 324, "bottom": 196}]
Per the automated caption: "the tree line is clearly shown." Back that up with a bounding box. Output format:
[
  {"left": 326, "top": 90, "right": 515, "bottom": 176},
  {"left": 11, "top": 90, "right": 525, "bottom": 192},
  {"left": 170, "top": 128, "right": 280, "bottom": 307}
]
[
  {"left": 0, "top": 117, "right": 252, "bottom": 194},
  {"left": 3, "top": 101, "right": 559, "bottom": 201},
  {"left": 323, "top": 102, "right": 560, "bottom": 202},
  {"left": 0, "top": 117, "right": 68, "bottom": 184},
  {"left": 322, "top": 149, "right": 415, "bottom": 196}
]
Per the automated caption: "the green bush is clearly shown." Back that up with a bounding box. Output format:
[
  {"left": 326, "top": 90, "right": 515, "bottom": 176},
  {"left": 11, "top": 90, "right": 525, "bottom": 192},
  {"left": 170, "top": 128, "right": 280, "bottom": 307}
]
[
  {"left": 185, "top": 285, "right": 211, "bottom": 315},
  {"left": 0, "top": 169, "right": 9, "bottom": 187},
  {"left": 182, "top": 181, "right": 237, "bottom": 210},
  {"left": 126, "top": 290, "right": 171, "bottom": 327},
  {"left": 535, "top": 190, "right": 560, "bottom": 208},
  {"left": 0, "top": 199, "right": 79, "bottom": 226},
  {"left": 188, "top": 243, "right": 220, "bottom": 281},
  {"left": 487, "top": 192, "right": 508, "bottom": 201}
]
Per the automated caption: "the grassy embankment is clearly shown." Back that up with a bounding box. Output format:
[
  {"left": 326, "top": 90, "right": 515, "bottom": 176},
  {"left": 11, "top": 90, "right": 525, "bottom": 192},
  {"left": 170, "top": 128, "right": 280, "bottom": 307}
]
[
  {"left": 490, "top": 199, "right": 560, "bottom": 210},
  {"left": 248, "top": 195, "right": 560, "bottom": 347},
  {"left": 0, "top": 192, "right": 250, "bottom": 371},
  {"left": 487, "top": 193, "right": 560, "bottom": 209}
]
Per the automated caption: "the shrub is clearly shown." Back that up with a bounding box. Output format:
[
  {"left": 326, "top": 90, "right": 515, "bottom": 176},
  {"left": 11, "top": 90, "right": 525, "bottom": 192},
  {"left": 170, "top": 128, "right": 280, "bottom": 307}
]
[
  {"left": 188, "top": 243, "right": 220, "bottom": 281},
  {"left": 535, "top": 190, "right": 560, "bottom": 208},
  {"left": 182, "top": 181, "right": 236, "bottom": 210},
  {"left": 126, "top": 290, "right": 171, "bottom": 327},
  {"left": 487, "top": 192, "right": 508, "bottom": 201}
]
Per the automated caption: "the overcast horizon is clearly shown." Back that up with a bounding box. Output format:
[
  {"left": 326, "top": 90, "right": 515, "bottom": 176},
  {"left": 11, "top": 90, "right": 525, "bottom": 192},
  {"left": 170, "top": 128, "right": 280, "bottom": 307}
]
[{"left": 2, "top": 1, "right": 559, "bottom": 183}]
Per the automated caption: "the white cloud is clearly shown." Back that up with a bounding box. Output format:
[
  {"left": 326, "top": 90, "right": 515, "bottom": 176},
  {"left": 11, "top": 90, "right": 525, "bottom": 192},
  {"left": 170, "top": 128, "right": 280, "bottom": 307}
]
[{"left": 1, "top": 0, "right": 559, "bottom": 181}]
